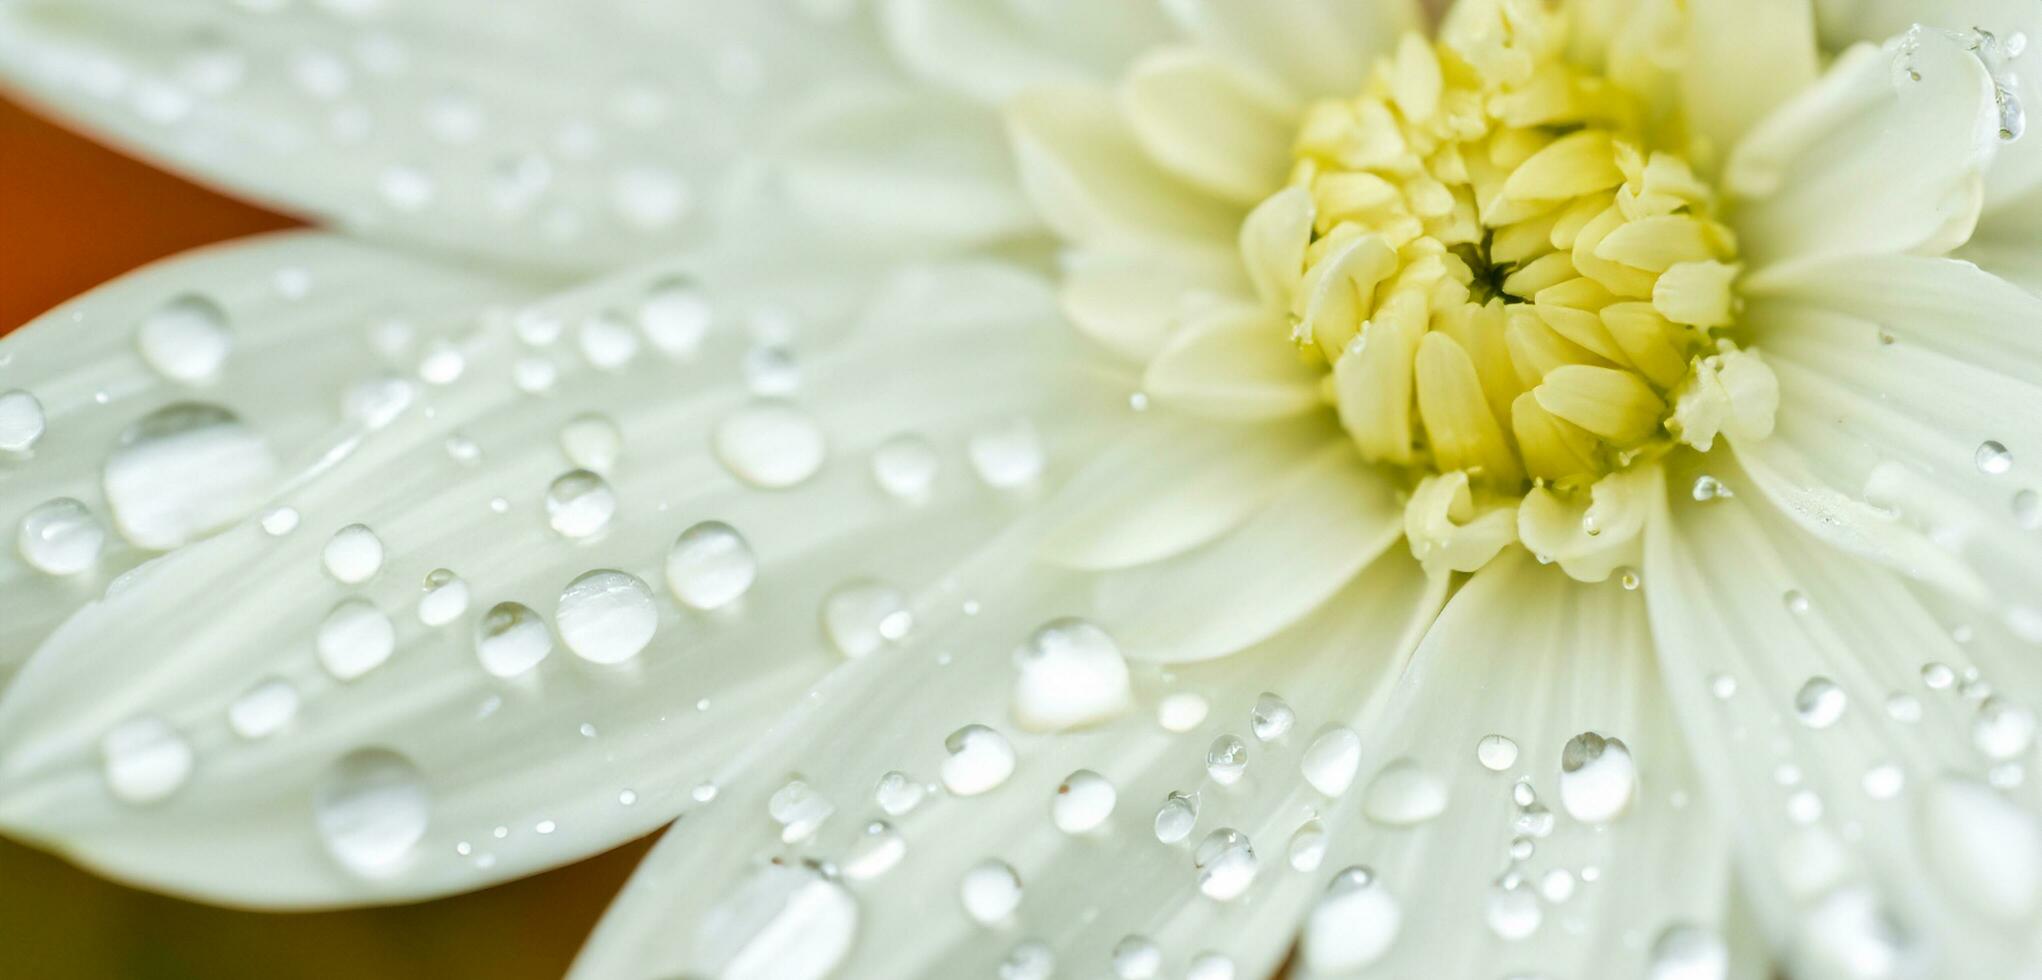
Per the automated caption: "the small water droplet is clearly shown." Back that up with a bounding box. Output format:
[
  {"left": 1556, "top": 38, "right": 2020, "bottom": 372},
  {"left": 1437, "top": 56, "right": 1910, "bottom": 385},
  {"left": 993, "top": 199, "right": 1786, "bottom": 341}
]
[
  {"left": 1794, "top": 677, "right": 1849, "bottom": 729},
  {"left": 1485, "top": 879, "right": 1542, "bottom": 939},
  {"left": 1194, "top": 828, "right": 1258, "bottom": 900},
  {"left": 768, "top": 777, "right": 835, "bottom": 843},
  {"left": 1885, "top": 692, "right": 1923, "bottom": 723},
  {"left": 17, "top": 498, "right": 105, "bottom": 575},
  {"left": 260, "top": 506, "right": 300, "bottom": 536},
  {"left": 556, "top": 569, "right": 657, "bottom": 664},
  {"left": 968, "top": 418, "right": 1045, "bottom": 489},
  {"left": 578, "top": 312, "right": 641, "bottom": 371},
  {"left": 0, "top": 389, "right": 47, "bottom": 453},
  {"left": 1783, "top": 589, "right": 1810, "bottom": 614},
  {"left": 1302, "top": 726, "right": 1363, "bottom": 797},
  {"left": 227, "top": 677, "right": 300, "bottom": 739},
  {"left": 1154, "top": 791, "right": 1199, "bottom": 843},
  {"left": 1690, "top": 474, "right": 1732, "bottom": 501},
  {"left": 378, "top": 165, "right": 436, "bottom": 210},
  {"left": 559, "top": 413, "right": 622, "bottom": 473},
  {"left": 821, "top": 580, "right": 911, "bottom": 658},
  {"left": 1110, "top": 935, "right": 1162, "bottom": 979},
  {"left": 743, "top": 344, "right": 801, "bottom": 396},
  {"left": 314, "top": 748, "right": 429, "bottom": 877},
  {"left": 1158, "top": 692, "right": 1210, "bottom": 732},
  {"left": 1051, "top": 769, "right": 1117, "bottom": 835},
  {"left": 843, "top": 821, "right": 906, "bottom": 880},
  {"left": 1647, "top": 922, "right": 1728, "bottom": 980},
  {"left": 1288, "top": 818, "right": 1328, "bottom": 871},
  {"left": 104, "top": 403, "right": 277, "bottom": 549},
  {"left": 873, "top": 770, "right": 925, "bottom": 816},
  {"left": 1922, "top": 662, "right": 1956, "bottom": 689},
  {"left": 2013, "top": 489, "right": 2042, "bottom": 529},
  {"left": 999, "top": 941, "right": 1055, "bottom": 980},
  {"left": 475, "top": 601, "right": 552, "bottom": 677},
  {"left": 544, "top": 469, "right": 617, "bottom": 539},
  {"left": 692, "top": 781, "right": 719, "bottom": 803},
  {"left": 714, "top": 403, "right": 826, "bottom": 489},
  {"left": 665, "top": 520, "right": 756, "bottom": 611},
  {"left": 1206, "top": 734, "right": 1249, "bottom": 786},
  {"left": 1476, "top": 734, "right": 1520, "bottom": 772},
  {"left": 1558, "top": 732, "right": 1637, "bottom": 824},
  {"left": 101, "top": 716, "right": 194, "bottom": 804},
  {"left": 1710, "top": 672, "right": 1738, "bottom": 699},
  {"left": 1363, "top": 758, "right": 1449, "bottom": 825},
  {"left": 1973, "top": 697, "right": 2036, "bottom": 760},
  {"left": 960, "top": 859, "right": 1022, "bottom": 924},
  {"left": 1012, "top": 618, "right": 1130, "bottom": 731},
  {"left": 136, "top": 294, "right": 232, "bottom": 383},
  {"left": 1862, "top": 763, "right": 1905, "bottom": 800},
  {"left": 639, "top": 279, "right": 711, "bottom": 358},
  {"left": 322, "top": 523, "right": 384, "bottom": 584},
  {"left": 871, "top": 433, "right": 939, "bottom": 502},
  {"left": 417, "top": 339, "right": 465, "bottom": 385},
  {"left": 317, "top": 597, "right": 396, "bottom": 680},
  {"left": 941, "top": 725, "right": 1015, "bottom": 796},
  {"left": 1251, "top": 692, "right": 1296, "bottom": 741},
  {"left": 418, "top": 568, "right": 469, "bottom": 626},
  {"left": 1977, "top": 440, "right": 2014, "bottom": 475}
]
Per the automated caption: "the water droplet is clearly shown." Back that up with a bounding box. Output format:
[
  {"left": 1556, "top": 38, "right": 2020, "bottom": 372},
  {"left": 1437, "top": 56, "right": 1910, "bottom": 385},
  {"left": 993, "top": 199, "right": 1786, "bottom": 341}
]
[
  {"left": 665, "top": 520, "right": 756, "bottom": 611},
  {"left": 768, "top": 777, "right": 835, "bottom": 843},
  {"left": 1973, "top": 697, "right": 2036, "bottom": 760},
  {"left": 104, "top": 403, "right": 277, "bottom": 549},
  {"left": 1110, "top": 935, "right": 1162, "bottom": 979},
  {"left": 872, "top": 433, "right": 939, "bottom": 502},
  {"left": 1302, "top": 726, "right": 1363, "bottom": 797},
  {"left": 692, "top": 781, "right": 719, "bottom": 803},
  {"left": 1783, "top": 589, "right": 1810, "bottom": 614},
  {"left": 475, "top": 601, "right": 552, "bottom": 677},
  {"left": 317, "top": 597, "right": 396, "bottom": 680},
  {"left": 1794, "top": 677, "right": 1848, "bottom": 729},
  {"left": 1154, "top": 791, "right": 1199, "bottom": 843},
  {"left": 314, "top": 748, "right": 429, "bottom": 877},
  {"left": 1476, "top": 734, "right": 1520, "bottom": 772},
  {"left": 1922, "top": 662, "right": 1956, "bottom": 689},
  {"left": 417, "top": 339, "right": 465, "bottom": 385},
  {"left": 842, "top": 821, "right": 906, "bottom": 881},
  {"left": 618, "top": 788, "right": 638, "bottom": 806},
  {"left": 1303, "top": 867, "right": 1399, "bottom": 972},
  {"left": 1559, "top": 732, "right": 1636, "bottom": 824},
  {"left": 821, "top": 580, "right": 911, "bottom": 658},
  {"left": 873, "top": 770, "right": 925, "bottom": 816},
  {"left": 1206, "top": 734, "right": 1249, "bottom": 786},
  {"left": 743, "top": 344, "right": 801, "bottom": 397},
  {"left": 1999, "top": 82, "right": 2027, "bottom": 141},
  {"left": 1288, "top": 818, "right": 1328, "bottom": 871},
  {"left": 343, "top": 376, "right": 415, "bottom": 430},
  {"left": 1977, "top": 440, "right": 2014, "bottom": 475},
  {"left": 378, "top": 165, "right": 436, "bottom": 210},
  {"left": 1012, "top": 618, "right": 1130, "bottom": 731},
  {"left": 610, "top": 165, "right": 690, "bottom": 229},
  {"left": 998, "top": 940, "right": 1055, "bottom": 980},
  {"left": 1710, "top": 672, "right": 1738, "bottom": 699},
  {"left": 136, "top": 294, "right": 232, "bottom": 383},
  {"left": 941, "top": 725, "right": 1015, "bottom": 796},
  {"left": 18, "top": 497, "right": 105, "bottom": 575},
  {"left": 961, "top": 859, "right": 1022, "bottom": 924},
  {"left": 559, "top": 413, "right": 622, "bottom": 473},
  {"left": 1194, "top": 828, "right": 1258, "bottom": 900},
  {"left": 1052, "top": 769, "right": 1116, "bottom": 835},
  {"left": 418, "top": 568, "right": 469, "bottom": 626},
  {"left": 513, "top": 356, "right": 558, "bottom": 394},
  {"left": 577, "top": 312, "right": 641, "bottom": 371},
  {"left": 1690, "top": 475, "right": 1731, "bottom": 501},
  {"left": 544, "top": 469, "right": 617, "bottom": 539},
  {"left": 1251, "top": 692, "right": 1296, "bottom": 741},
  {"left": 1363, "top": 757, "right": 1449, "bottom": 825},
  {"left": 322, "top": 523, "right": 384, "bottom": 584},
  {"left": 1516, "top": 801, "right": 1556, "bottom": 837},
  {"left": 968, "top": 418, "right": 1045, "bottom": 489},
  {"left": 1885, "top": 692, "right": 1922, "bottom": 723},
  {"left": 1485, "top": 879, "right": 1542, "bottom": 940},
  {"left": 227, "top": 677, "right": 300, "bottom": 739},
  {"left": 101, "top": 716, "right": 193, "bottom": 804},
  {"left": 1539, "top": 868, "right": 1577, "bottom": 903},
  {"left": 2014, "top": 489, "right": 2042, "bottom": 529},
  {"left": 639, "top": 279, "right": 711, "bottom": 358},
  {"left": 696, "top": 861, "right": 857, "bottom": 980},
  {"left": 556, "top": 569, "right": 657, "bottom": 664},
  {"left": 1862, "top": 763, "right": 1905, "bottom": 800},
  {"left": 1647, "top": 922, "right": 1728, "bottom": 980},
  {"left": 0, "top": 389, "right": 47, "bottom": 453},
  {"left": 260, "top": 506, "right": 300, "bottom": 536},
  {"left": 1185, "top": 952, "right": 1235, "bottom": 980},
  {"left": 714, "top": 403, "right": 826, "bottom": 489},
  {"left": 1158, "top": 692, "right": 1210, "bottom": 732}
]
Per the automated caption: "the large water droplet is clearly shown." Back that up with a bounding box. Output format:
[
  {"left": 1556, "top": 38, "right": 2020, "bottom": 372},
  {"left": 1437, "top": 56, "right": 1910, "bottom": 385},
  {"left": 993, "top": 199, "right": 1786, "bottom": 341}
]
[
  {"left": 941, "top": 724, "right": 1015, "bottom": 796},
  {"left": 556, "top": 569, "right": 657, "bottom": 664},
  {"left": 1794, "top": 677, "right": 1848, "bottom": 729},
  {"left": 227, "top": 677, "right": 300, "bottom": 739},
  {"left": 960, "top": 858, "right": 1022, "bottom": 924},
  {"left": 768, "top": 777, "right": 835, "bottom": 843},
  {"left": 0, "top": 389, "right": 47, "bottom": 453},
  {"left": 1194, "top": 828, "right": 1258, "bottom": 900},
  {"left": 1251, "top": 692, "right": 1296, "bottom": 742},
  {"left": 665, "top": 520, "right": 756, "bottom": 611},
  {"left": 1206, "top": 734, "right": 1249, "bottom": 786},
  {"left": 1304, "top": 867, "right": 1399, "bottom": 972},
  {"left": 317, "top": 597, "right": 396, "bottom": 680},
  {"left": 322, "top": 523, "right": 384, "bottom": 584},
  {"left": 1051, "top": 769, "right": 1116, "bottom": 835},
  {"left": 418, "top": 568, "right": 469, "bottom": 626},
  {"left": 1648, "top": 923, "right": 1728, "bottom": 980},
  {"left": 821, "top": 580, "right": 911, "bottom": 658},
  {"left": 17, "top": 497, "right": 105, "bottom": 575},
  {"left": 314, "top": 748, "right": 430, "bottom": 877},
  {"left": 1559, "top": 732, "right": 1637, "bottom": 824},
  {"left": 1923, "top": 776, "right": 2042, "bottom": 919},
  {"left": 136, "top": 294, "right": 232, "bottom": 383},
  {"left": 104, "top": 403, "right": 277, "bottom": 549},
  {"left": 559, "top": 412, "right": 622, "bottom": 473},
  {"left": 872, "top": 433, "right": 939, "bottom": 502},
  {"left": 1154, "top": 791, "right": 1199, "bottom": 843},
  {"left": 1302, "top": 726, "right": 1363, "bottom": 797},
  {"left": 696, "top": 862, "right": 857, "bottom": 980},
  {"left": 1011, "top": 618, "right": 1130, "bottom": 731},
  {"left": 544, "top": 470, "right": 617, "bottom": 539},
  {"left": 714, "top": 403, "right": 826, "bottom": 489},
  {"left": 101, "top": 716, "right": 193, "bottom": 804},
  {"left": 1977, "top": 440, "right": 2014, "bottom": 475},
  {"left": 1362, "top": 758, "right": 1449, "bottom": 826},
  {"left": 475, "top": 601, "right": 552, "bottom": 677}
]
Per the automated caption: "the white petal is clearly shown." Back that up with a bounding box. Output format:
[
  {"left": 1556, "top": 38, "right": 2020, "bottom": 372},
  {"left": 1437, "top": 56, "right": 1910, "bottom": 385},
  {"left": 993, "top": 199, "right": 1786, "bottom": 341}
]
[
  {"left": 1727, "top": 32, "right": 1998, "bottom": 275},
  {"left": 1059, "top": 242, "right": 1250, "bottom": 364},
  {"left": 573, "top": 551, "right": 1445, "bottom": 980},
  {"left": 1142, "top": 305, "right": 1326, "bottom": 420},
  {"left": 1161, "top": 0, "right": 1418, "bottom": 101},
  {"left": 1121, "top": 46, "right": 1299, "bottom": 206},
  {"left": 1644, "top": 458, "right": 2042, "bottom": 977},
  {"left": 0, "top": 246, "right": 1136, "bottom": 907},
  {"left": 1091, "top": 444, "right": 1405, "bottom": 663},
  {"left": 879, "top": 0, "right": 1176, "bottom": 104},
  {"left": 0, "top": 232, "right": 536, "bottom": 678},
  {"left": 1680, "top": 0, "right": 1819, "bottom": 156}
]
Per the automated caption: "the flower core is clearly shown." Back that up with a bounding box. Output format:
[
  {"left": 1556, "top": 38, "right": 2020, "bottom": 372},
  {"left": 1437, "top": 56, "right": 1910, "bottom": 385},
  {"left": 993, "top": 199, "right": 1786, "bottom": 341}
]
[{"left": 1244, "top": 0, "right": 1776, "bottom": 574}]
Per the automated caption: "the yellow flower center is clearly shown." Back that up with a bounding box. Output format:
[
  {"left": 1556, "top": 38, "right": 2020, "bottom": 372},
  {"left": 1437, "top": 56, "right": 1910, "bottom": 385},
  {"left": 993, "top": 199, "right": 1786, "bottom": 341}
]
[{"left": 1242, "top": 0, "right": 1776, "bottom": 575}]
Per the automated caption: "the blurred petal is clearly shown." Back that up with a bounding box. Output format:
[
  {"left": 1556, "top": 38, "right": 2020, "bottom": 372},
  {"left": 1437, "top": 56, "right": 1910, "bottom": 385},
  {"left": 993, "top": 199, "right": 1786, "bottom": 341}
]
[
  {"left": 1161, "top": 0, "right": 1418, "bottom": 101},
  {"left": 880, "top": 0, "right": 1177, "bottom": 103}
]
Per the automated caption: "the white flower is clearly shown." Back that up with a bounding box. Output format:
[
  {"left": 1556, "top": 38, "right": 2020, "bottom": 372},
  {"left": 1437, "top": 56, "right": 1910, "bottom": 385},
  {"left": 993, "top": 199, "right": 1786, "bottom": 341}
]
[{"left": 1, "top": 0, "right": 2042, "bottom": 978}]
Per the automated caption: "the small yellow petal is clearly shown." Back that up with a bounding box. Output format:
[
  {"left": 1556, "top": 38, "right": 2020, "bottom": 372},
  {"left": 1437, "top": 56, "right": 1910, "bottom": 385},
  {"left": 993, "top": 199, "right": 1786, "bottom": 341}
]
[
  {"left": 1502, "top": 130, "right": 1625, "bottom": 201},
  {"left": 1533, "top": 364, "right": 1667, "bottom": 445},
  {"left": 1653, "top": 260, "right": 1740, "bottom": 326},
  {"left": 1416, "top": 332, "right": 1524, "bottom": 485},
  {"left": 1599, "top": 303, "right": 1690, "bottom": 388},
  {"left": 1593, "top": 215, "right": 1733, "bottom": 272}
]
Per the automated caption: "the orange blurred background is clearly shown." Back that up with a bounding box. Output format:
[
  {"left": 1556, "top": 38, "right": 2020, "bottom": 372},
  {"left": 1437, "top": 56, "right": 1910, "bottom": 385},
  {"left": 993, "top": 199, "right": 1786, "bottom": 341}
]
[{"left": 0, "top": 96, "right": 655, "bottom": 979}]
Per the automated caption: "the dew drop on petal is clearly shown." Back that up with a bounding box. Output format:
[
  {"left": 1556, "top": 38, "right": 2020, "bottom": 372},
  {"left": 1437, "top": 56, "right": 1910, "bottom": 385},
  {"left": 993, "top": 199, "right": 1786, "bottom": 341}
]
[
  {"left": 1476, "top": 734, "right": 1520, "bottom": 772},
  {"left": 1977, "top": 440, "right": 2014, "bottom": 475},
  {"left": 1186, "top": 952, "right": 1235, "bottom": 980},
  {"left": 744, "top": 344, "right": 801, "bottom": 396},
  {"left": 961, "top": 859, "right": 1023, "bottom": 924},
  {"left": 842, "top": 821, "right": 906, "bottom": 881},
  {"left": 1011, "top": 618, "right": 1131, "bottom": 731},
  {"left": 1251, "top": 692, "right": 1296, "bottom": 741},
  {"left": 418, "top": 568, "right": 469, "bottom": 626},
  {"left": 18, "top": 498, "right": 105, "bottom": 575},
  {"left": 104, "top": 403, "right": 277, "bottom": 549},
  {"left": 343, "top": 376, "right": 415, "bottom": 430},
  {"left": 1363, "top": 758, "right": 1449, "bottom": 826},
  {"left": 544, "top": 470, "right": 617, "bottom": 540},
  {"left": 968, "top": 418, "right": 1045, "bottom": 489},
  {"left": 1288, "top": 818, "right": 1328, "bottom": 872},
  {"left": 714, "top": 403, "right": 826, "bottom": 489},
  {"left": 1862, "top": 763, "right": 1905, "bottom": 800},
  {"left": 1973, "top": 697, "right": 2037, "bottom": 760},
  {"left": 1302, "top": 726, "right": 1364, "bottom": 797},
  {"left": 1647, "top": 922, "right": 1728, "bottom": 980},
  {"left": 695, "top": 862, "right": 857, "bottom": 980},
  {"left": 475, "top": 601, "right": 553, "bottom": 677},
  {"left": 941, "top": 724, "right": 1016, "bottom": 796},
  {"left": 260, "top": 506, "right": 300, "bottom": 536},
  {"left": 322, "top": 523, "right": 384, "bottom": 583},
  {"left": 317, "top": 597, "right": 396, "bottom": 680},
  {"left": 769, "top": 777, "right": 835, "bottom": 844},
  {"left": 1194, "top": 828, "right": 1258, "bottom": 901},
  {"left": 1053, "top": 767, "right": 1119, "bottom": 833},
  {"left": 1304, "top": 867, "right": 1399, "bottom": 972},
  {"left": 313, "top": 748, "right": 429, "bottom": 877},
  {"left": 872, "top": 433, "right": 939, "bottom": 502},
  {"left": 1154, "top": 791, "right": 1199, "bottom": 844},
  {"left": 822, "top": 580, "right": 911, "bottom": 659},
  {"left": 556, "top": 569, "right": 657, "bottom": 664},
  {"left": 666, "top": 520, "right": 756, "bottom": 611},
  {"left": 2014, "top": 489, "right": 2042, "bottom": 530},
  {"left": 873, "top": 770, "right": 925, "bottom": 816},
  {"left": 101, "top": 716, "right": 193, "bottom": 804},
  {"left": 136, "top": 294, "right": 232, "bottom": 383},
  {"left": 639, "top": 278, "right": 711, "bottom": 358},
  {"left": 1485, "top": 880, "right": 1542, "bottom": 940},
  {"left": 559, "top": 412, "right": 623, "bottom": 473},
  {"left": 1559, "top": 732, "right": 1637, "bottom": 824},
  {"left": 1206, "top": 734, "right": 1249, "bottom": 786},
  {"left": 0, "top": 389, "right": 47, "bottom": 453},
  {"left": 227, "top": 678, "right": 300, "bottom": 739},
  {"left": 999, "top": 941, "right": 1055, "bottom": 980},
  {"left": 577, "top": 312, "right": 641, "bottom": 371},
  {"left": 1110, "top": 935, "right": 1162, "bottom": 979},
  {"left": 1794, "top": 677, "right": 1848, "bottom": 729},
  {"left": 1158, "top": 692, "right": 1209, "bottom": 732}
]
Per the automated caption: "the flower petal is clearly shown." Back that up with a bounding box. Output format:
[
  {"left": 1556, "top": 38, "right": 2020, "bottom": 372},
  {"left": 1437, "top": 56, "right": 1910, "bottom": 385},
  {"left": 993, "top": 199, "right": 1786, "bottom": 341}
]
[
  {"left": 1142, "top": 305, "right": 1326, "bottom": 420},
  {"left": 0, "top": 246, "right": 1137, "bottom": 908},
  {"left": 1644, "top": 455, "right": 2042, "bottom": 977},
  {"left": 879, "top": 0, "right": 1177, "bottom": 104},
  {"left": 1058, "top": 241, "right": 1249, "bottom": 364},
  {"left": 1161, "top": 0, "right": 1418, "bottom": 101},
  {"left": 0, "top": 231, "right": 538, "bottom": 678},
  {"left": 1680, "top": 0, "right": 1819, "bottom": 156},
  {"left": 572, "top": 552, "right": 1444, "bottom": 979},
  {"left": 1726, "top": 30, "right": 1998, "bottom": 275},
  {"left": 1120, "top": 46, "right": 1300, "bottom": 206}
]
